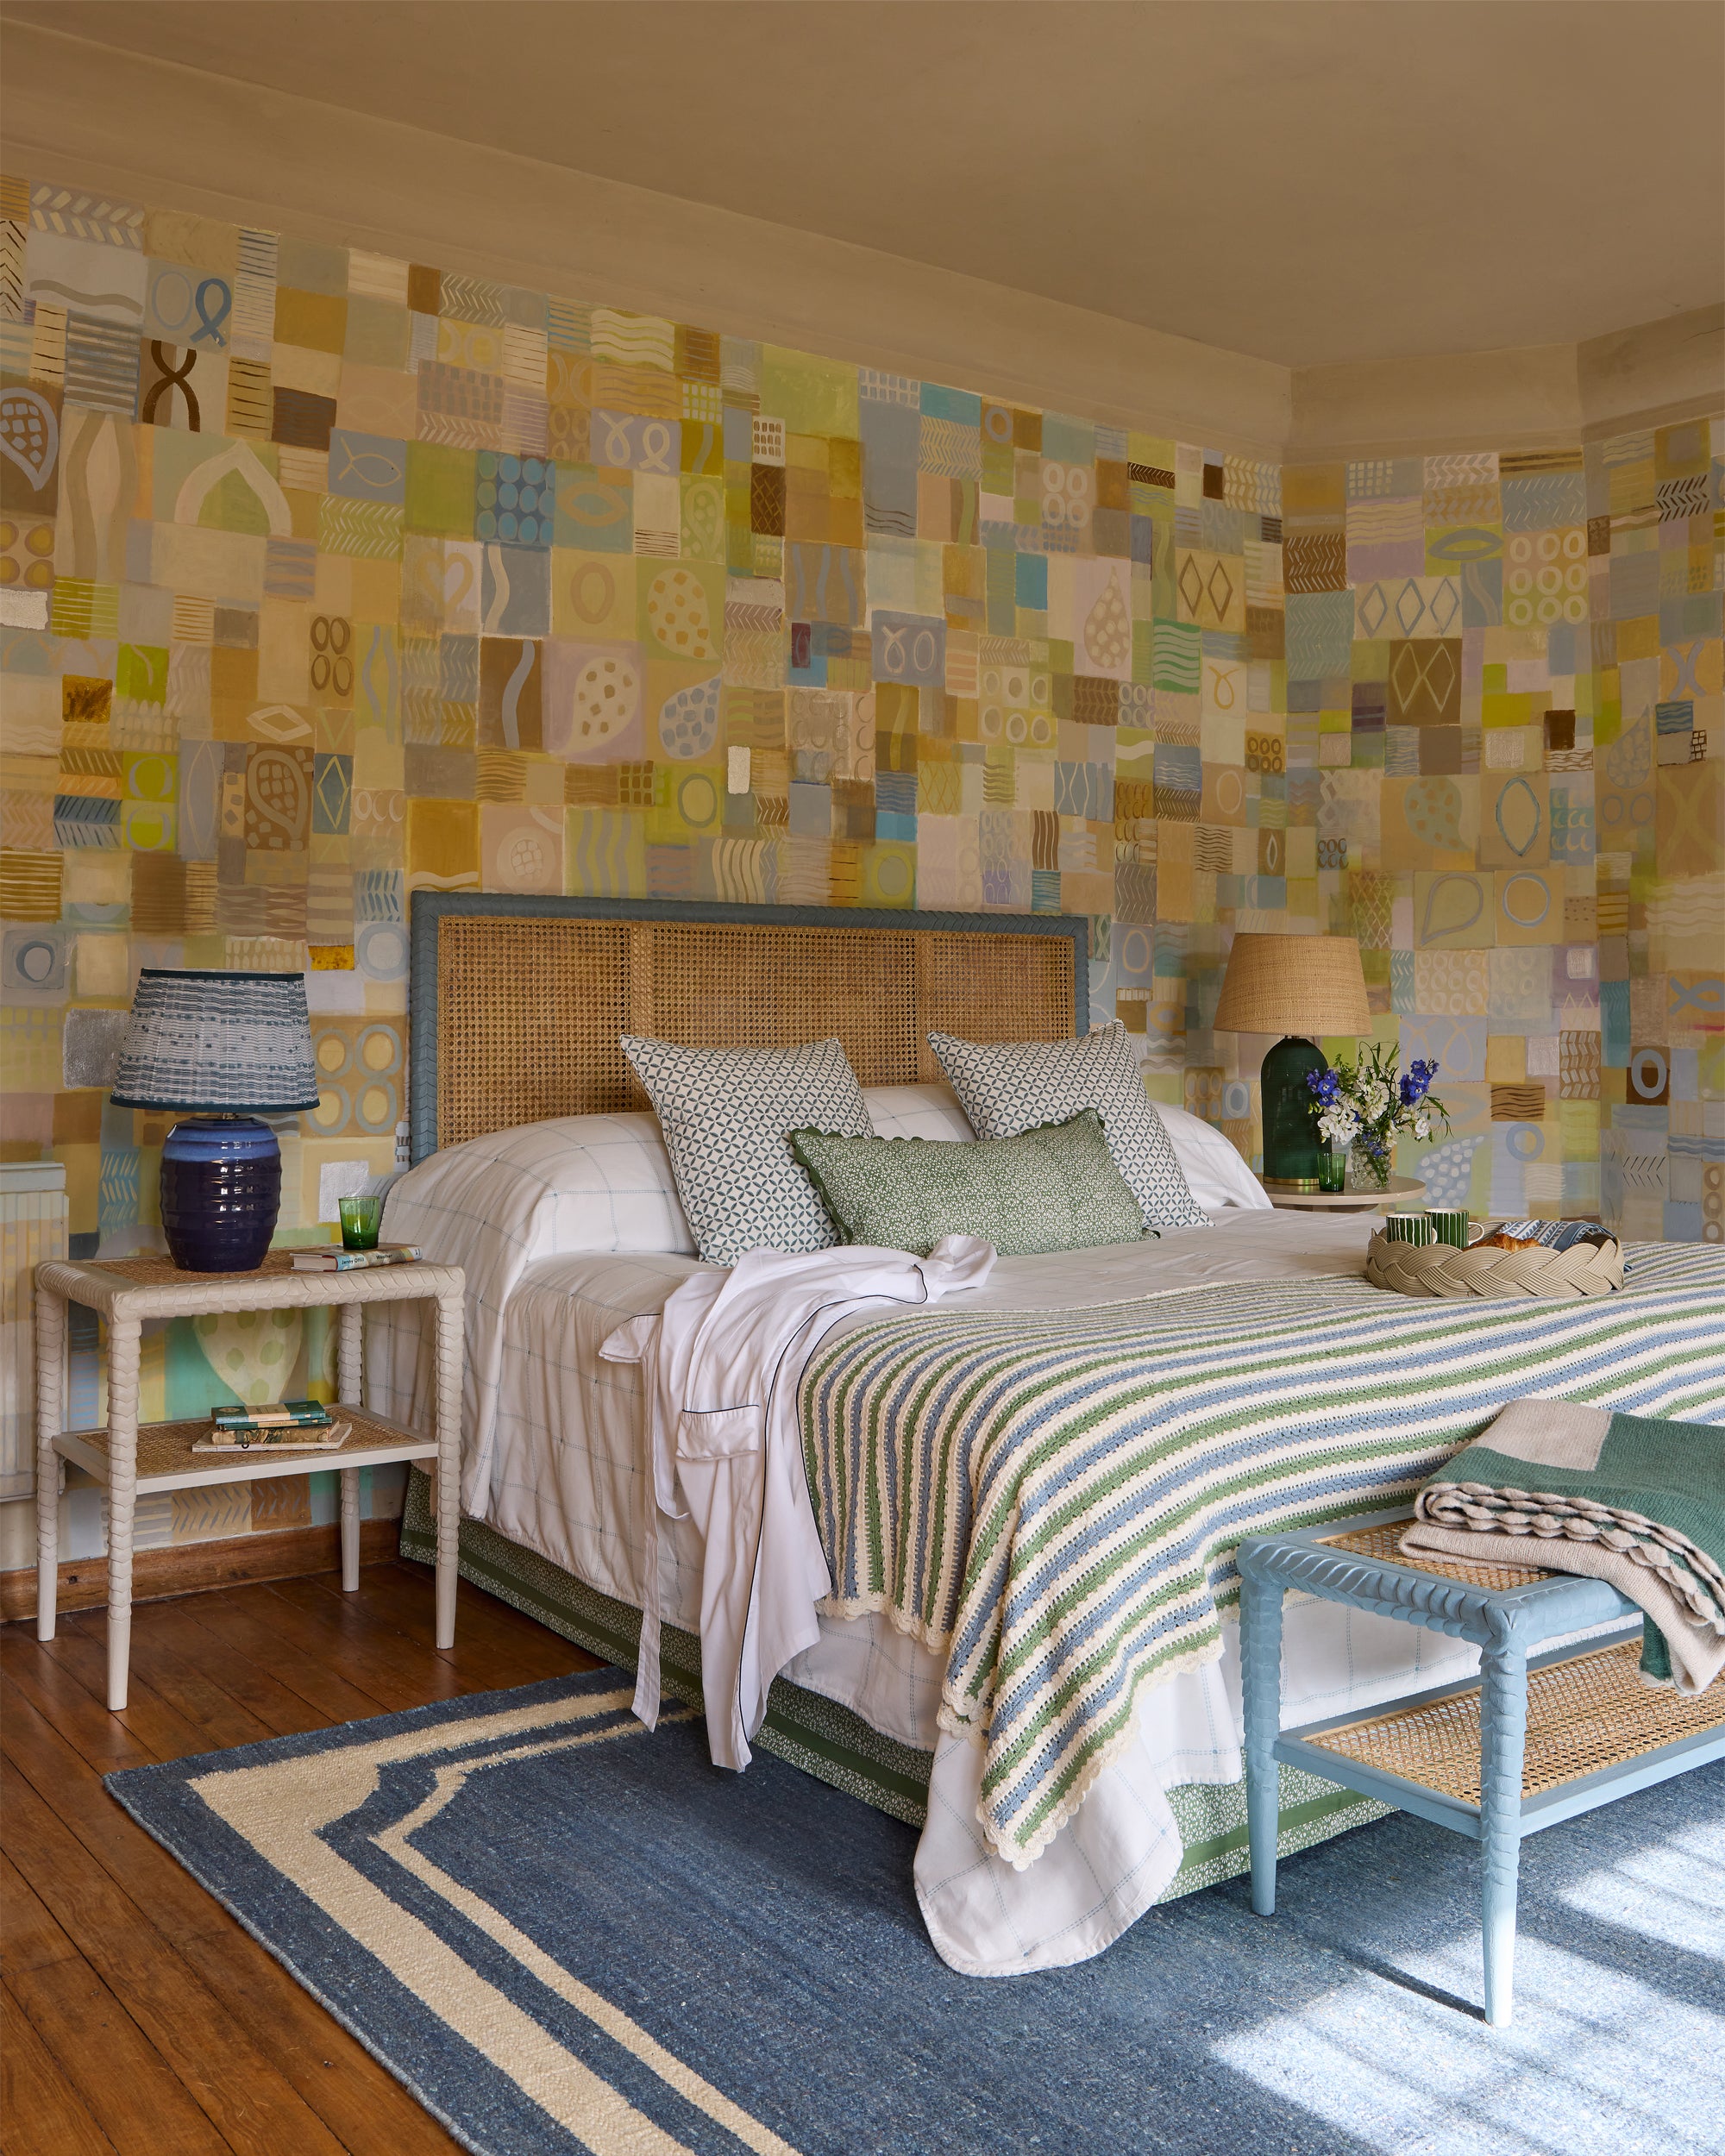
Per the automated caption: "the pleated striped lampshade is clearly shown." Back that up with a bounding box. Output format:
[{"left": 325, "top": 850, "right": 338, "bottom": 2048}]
[{"left": 110, "top": 968, "right": 320, "bottom": 1115}]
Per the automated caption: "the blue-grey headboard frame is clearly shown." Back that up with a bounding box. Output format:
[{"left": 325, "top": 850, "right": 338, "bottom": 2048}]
[{"left": 408, "top": 893, "right": 1088, "bottom": 1164}]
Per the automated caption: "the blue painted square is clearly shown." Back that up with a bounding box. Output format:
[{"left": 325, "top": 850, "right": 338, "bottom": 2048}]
[
  {"left": 1040, "top": 414, "right": 1095, "bottom": 466},
  {"left": 311, "top": 754, "right": 353, "bottom": 835},
  {"left": 919, "top": 384, "right": 982, "bottom": 427},
  {"left": 723, "top": 406, "right": 755, "bottom": 462},
  {"left": 1600, "top": 979, "right": 1630, "bottom": 1066},
  {"left": 872, "top": 613, "right": 944, "bottom": 686},
  {"left": 479, "top": 543, "right": 549, "bottom": 634},
  {"left": 1662, "top": 590, "right": 1722, "bottom": 642},
  {"left": 787, "top": 782, "right": 831, "bottom": 839},
  {"left": 1155, "top": 743, "right": 1202, "bottom": 793},
  {"left": 476, "top": 453, "right": 554, "bottom": 549},
  {"left": 328, "top": 430, "right": 408, "bottom": 505}
]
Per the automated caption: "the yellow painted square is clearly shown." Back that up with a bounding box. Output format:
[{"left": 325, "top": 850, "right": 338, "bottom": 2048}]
[
  {"left": 274, "top": 287, "right": 348, "bottom": 354},
  {"left": 408, "top": 797, "right": 479, "bottom": 882}
]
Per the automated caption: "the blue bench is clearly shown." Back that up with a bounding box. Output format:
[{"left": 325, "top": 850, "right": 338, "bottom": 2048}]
[{"left": 1237, "top": 1513, "right": 1725, "bottom": 2026}]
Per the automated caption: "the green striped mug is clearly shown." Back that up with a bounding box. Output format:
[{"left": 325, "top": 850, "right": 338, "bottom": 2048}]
[
  {"left": 1427, "top": 1206, "right": 1471, "bottom": 1249},
  {"left": 1383, "top": 1211, "right": 1435, "bottom": 1245}
]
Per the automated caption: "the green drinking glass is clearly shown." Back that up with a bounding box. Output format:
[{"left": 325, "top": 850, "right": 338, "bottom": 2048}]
[
  {"left": 1317, "top": 1147, "right": 1347, "bottom": 1194},
  {"left": 338, "top": 1194, "right": 383, "bottom": 1250}
]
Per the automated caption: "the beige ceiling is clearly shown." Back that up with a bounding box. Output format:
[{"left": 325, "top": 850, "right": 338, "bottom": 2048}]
[{"left": 5, "top": 0, "right": 1722, "bottom": 372}]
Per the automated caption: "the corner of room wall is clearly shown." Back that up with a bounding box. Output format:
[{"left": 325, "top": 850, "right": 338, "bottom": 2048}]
[{"left": 1, "top": 22, "right": 1719, "bottom": 1570}]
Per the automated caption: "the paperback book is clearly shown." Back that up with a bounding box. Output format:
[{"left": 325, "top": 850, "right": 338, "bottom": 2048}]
[
  {"left": 291, "top": 1243, "right": 422, "bottom": 1272},
  {"left": 194, "top": 1420, "right": 353, "bottom": 1454}
]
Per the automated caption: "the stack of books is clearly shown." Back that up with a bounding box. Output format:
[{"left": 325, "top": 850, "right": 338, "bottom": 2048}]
[
  {"left": 291, "top": 1243, "right": 422, "bottom": 1272},
  {"left": 192, "top": 1400, "right": 354, "bottom": 1454}
]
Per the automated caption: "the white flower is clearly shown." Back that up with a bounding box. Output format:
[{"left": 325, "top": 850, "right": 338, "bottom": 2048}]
[
  {"left": 1414, "top": 1112, "right": 1432, "bottom": 1141},
  {"left": 1320, "top": 1107, "right": 1362, "bottom": 1147},
  {"left": 1363, "top": 1080, "right": 1391, "bottom": 1119}
]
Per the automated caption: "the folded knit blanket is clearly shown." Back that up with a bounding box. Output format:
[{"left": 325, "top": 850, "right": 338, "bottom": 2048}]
[{"left": 1402, "top": 1398, "right": 1725, "bottom": 1693}]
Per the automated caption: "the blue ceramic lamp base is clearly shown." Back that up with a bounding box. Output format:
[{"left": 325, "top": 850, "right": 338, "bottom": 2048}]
[{"left": 159, "top": 1117, "right": 282, "bottom": 1273}]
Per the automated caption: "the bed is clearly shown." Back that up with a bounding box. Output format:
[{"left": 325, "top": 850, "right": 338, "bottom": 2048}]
[{"left": 373, "top": 894, "right": 1725, "bottom": 1977}]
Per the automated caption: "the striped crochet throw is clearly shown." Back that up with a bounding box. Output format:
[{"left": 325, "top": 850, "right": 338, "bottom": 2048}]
[{"left": 799, "top": 1243, "right": 1725, "bottom": 1870}]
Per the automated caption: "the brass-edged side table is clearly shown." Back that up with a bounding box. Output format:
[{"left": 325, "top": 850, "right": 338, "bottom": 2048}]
[
  {"left": 1256, "top": 1174, "right": 1427, "bottom": 1214},
  {"left": 34, "top": 1250, "right": 466, "bottom": 1710}
]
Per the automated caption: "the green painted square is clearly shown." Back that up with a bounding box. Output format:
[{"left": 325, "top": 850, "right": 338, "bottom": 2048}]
[
  {"left": 760, "top": 348, "right": 859, "bottom": 439},
  {"left": 405, "top": 442, "right": 477, "bottom": 538}
]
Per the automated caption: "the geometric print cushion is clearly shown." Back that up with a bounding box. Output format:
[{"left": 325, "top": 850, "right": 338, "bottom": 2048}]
[
  {"left": 927, "top": 1021, "right": 1211, "bottom": 1232},
  {"left": 619, "top": 1035, "right": 874, "bottom": 1265}
]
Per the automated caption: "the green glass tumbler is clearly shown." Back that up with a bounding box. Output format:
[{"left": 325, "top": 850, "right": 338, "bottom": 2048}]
[
  {"left": 1317, "top": 1147, "right": 1347, "bottom": 1194},
  {"left": 338, "top": 1194, "right": 383, "bottom": 1250}
]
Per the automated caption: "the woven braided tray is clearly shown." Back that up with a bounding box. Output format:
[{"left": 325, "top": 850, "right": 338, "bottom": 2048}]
[{"left": 1364, "top": 1230, "right": 1622, "bottom": 1300}]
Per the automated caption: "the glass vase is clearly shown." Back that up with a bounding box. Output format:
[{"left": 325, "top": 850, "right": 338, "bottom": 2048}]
[{"left": 1346, "top": 1138, "right": 1393, "bottom": 1192}]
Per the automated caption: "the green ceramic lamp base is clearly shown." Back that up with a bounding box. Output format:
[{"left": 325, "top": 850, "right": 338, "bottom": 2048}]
[{"left": 1260, "top": 1035, "right": 1328, "bottom": 1189}]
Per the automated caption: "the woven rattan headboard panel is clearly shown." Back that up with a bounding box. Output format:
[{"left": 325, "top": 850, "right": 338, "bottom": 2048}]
[{"left": 409, "top": 895, "right": 1088, "bottom": 1160}]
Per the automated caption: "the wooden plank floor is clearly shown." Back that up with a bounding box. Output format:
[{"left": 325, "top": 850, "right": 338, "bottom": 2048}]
[{"left": 0, "top": 1558, "right": 601, "bottom": 2155}]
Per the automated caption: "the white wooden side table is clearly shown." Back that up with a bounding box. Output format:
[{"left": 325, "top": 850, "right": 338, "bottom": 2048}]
[{"left": 34, "top": 1250, "right": 466, "bottom": 1711}]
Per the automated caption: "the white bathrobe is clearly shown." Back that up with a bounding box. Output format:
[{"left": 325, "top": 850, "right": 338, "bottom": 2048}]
[{"left": 599, "top": 1236, "right": 995, "bottom": 1768}]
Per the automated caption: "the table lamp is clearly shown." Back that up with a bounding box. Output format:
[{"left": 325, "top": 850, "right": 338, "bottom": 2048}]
[
  {"left": 1213, "top": 934, "right": 1372, "bottom": 1190},
  {"left": 110, "top": 968, "right": 320, "bottom": 1272}
]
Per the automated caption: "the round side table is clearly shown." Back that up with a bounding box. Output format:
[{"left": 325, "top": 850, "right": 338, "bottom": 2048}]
[{"left": 1257, "top": 1174, "right": 1427, "bottom": 1214}]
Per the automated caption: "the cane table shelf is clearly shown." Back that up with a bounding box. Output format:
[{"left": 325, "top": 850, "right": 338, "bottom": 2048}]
[
  {"left": 55, "top": 1407, "right": 444, "bottom": 1493},
  {"left": 34, "top": 1250, "right": 466, "bottom": 1712},
  {"left": 1237, "top": 1509, "right": 1725, "bottom": 2028}
]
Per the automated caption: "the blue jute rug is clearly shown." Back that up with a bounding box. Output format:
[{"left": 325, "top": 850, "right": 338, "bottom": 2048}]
[{"left": 107, "top": 1669, "right": 1725, "bottom": 2156}]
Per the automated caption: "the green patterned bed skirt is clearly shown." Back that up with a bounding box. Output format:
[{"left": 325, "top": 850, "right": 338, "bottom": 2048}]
[{"left": 398, "top": 1468, "right": 1384, "bottom": 1897}]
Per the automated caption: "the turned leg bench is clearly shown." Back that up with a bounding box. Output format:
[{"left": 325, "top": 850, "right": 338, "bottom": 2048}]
[{"left": 1238, "top": 1512, "right": 1725, "bottom": 2027}]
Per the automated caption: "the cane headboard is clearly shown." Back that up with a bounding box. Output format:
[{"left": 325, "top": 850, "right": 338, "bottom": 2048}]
[{"left": 408, "top": 895, "right": 1088, "bottom": 1162}]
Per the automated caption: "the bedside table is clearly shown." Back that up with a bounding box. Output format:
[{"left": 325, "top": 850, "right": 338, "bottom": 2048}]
[
  {"left": 1257, "top": 1173, "right": 1427, "bottom": 1214},
  {"left": 34, "top": 1250, "right": 466, "bottom": 1711}
]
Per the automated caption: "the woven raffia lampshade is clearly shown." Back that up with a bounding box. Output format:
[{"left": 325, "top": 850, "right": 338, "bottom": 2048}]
[
  {"left": 110, "top": 969, "right": 319, "bottom": 1114},
  {"left": 1213, "top": 934, "right": 1371, "bottom": 1039}
]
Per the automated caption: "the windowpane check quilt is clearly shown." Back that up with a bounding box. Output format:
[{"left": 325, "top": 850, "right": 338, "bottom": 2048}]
[{"left": 800, "top": 1244, "right": 1725, "bottom": 1870}]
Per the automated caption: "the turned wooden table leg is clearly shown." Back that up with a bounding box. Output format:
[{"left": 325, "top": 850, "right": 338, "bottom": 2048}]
[
  {"left": 1478, "top": 1637, "right": 1529, "bottom": 2028},
  {"left": 104, "top": 1314, "right": 142, "bottom": 1711},
  {"left": 433, "top": 1290, "right": 461, "bottom": 1650},
  {"left": 337, "top": 1302, "right": 364, "bottom": 1592},
  {"left": 34, "top": 1282, "right": 66, "bottom": 1642},
  {"left": 1241, "top": 1570, "right": 1286, "bottom": 1917}
]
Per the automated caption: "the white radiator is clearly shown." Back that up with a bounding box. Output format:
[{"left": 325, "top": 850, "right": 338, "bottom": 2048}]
[{"left": 1, "top": 1162, "right": 68, "bottom": 1502}]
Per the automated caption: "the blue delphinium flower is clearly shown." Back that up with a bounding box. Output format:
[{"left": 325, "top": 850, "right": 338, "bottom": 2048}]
[{"left": 1299, "top": 1044, "right": 1451, "bottom": 1171}]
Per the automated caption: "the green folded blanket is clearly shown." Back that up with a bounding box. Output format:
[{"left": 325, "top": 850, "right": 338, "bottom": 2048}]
[{"left": 1401, "top": 1398, "right": 1725, "bottom": 1694}]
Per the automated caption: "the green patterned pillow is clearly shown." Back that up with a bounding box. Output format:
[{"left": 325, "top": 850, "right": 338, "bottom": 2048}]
[{"left": 787, "top": 1109, "right": 1151, "bottom": 1258}]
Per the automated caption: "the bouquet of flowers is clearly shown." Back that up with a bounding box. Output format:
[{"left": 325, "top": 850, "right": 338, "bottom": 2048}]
[{"left": 1304, "top": 1043, "right": 1450, "bottom": 1187}]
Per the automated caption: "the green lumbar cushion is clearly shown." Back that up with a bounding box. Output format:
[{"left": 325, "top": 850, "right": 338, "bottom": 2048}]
[{"left": 787, "top": 1108, "right": 1151, "bottom": 1259}]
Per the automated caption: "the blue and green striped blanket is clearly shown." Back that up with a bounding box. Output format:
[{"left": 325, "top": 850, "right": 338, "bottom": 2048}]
[{"left": 800, "top": 1242, "right": 1725, "bottom": 1869}]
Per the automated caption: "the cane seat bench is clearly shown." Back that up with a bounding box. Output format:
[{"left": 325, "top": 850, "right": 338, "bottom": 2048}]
[{"left": 1237, "top": 1511, "right": 1725, "bottom": 2026}]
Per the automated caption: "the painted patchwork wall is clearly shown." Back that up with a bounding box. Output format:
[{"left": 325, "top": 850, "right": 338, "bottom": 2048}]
[
  {"left": 0, "top": 171, "right": 1720, "bottom": 1549},
  {"left": 1255, "top": 440, "right": 1723, "bottom": 1244}
]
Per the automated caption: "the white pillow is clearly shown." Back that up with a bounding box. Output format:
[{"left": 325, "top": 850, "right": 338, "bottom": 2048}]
[
  {"left": 390, "top": 1112, "right": 696, "bottom": 1257},
  {"left": 1155, "top": 1101, "right": 1270, "bottom": 1214},
  {"left": 862, "top": 1081, "right": 976, "bottom": 1142}
]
